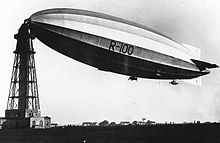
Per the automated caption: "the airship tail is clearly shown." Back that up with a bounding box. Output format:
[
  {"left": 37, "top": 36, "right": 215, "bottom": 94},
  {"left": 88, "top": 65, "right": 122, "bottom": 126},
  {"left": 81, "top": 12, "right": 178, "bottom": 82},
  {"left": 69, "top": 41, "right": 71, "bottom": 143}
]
[
  {"left": 184, "top": 58, "right": 219, "bottom": 86},
  {"left": 182, "top": 44, "right": 218, "bottom": 70},
  {"left": 190, "top": 59, "right": 219, "bottom": 71},
  {"left": 181, "top": 44, "right": 218, "bottom": 86}
]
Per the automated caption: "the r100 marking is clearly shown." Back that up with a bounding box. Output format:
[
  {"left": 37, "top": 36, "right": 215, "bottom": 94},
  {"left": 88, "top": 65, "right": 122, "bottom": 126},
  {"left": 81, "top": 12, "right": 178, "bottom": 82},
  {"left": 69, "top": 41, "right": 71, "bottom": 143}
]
[{"left": 109, "top": 40, "right": 134, "bottom": 55}]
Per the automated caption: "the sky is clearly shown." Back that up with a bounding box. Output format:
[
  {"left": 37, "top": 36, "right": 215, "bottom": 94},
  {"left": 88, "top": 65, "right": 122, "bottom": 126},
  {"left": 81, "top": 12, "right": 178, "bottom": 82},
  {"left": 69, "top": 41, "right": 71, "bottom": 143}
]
[{"left": 0, "top": 0, "right": 220, "bottom": 125}]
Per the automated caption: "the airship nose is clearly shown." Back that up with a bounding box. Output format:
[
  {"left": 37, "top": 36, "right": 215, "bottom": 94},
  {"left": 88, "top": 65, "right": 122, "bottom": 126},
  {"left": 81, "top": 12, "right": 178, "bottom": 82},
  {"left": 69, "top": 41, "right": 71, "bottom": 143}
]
[{"left": 30, "top": 10, "right": 52, "bottom": 24}]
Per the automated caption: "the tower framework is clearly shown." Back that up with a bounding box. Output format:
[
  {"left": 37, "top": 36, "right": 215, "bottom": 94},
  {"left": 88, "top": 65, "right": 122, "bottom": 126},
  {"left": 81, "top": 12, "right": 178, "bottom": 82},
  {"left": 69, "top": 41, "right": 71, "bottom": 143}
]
[{"left": 5, "top": 21, "right": 40, "bottom": 119}]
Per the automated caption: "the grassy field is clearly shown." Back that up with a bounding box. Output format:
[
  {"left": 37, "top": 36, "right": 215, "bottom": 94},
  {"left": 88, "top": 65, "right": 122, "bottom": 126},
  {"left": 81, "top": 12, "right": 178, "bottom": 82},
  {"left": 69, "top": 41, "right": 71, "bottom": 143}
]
[{"left": 0, "top": 123, "right": 220, "bottom": 143}]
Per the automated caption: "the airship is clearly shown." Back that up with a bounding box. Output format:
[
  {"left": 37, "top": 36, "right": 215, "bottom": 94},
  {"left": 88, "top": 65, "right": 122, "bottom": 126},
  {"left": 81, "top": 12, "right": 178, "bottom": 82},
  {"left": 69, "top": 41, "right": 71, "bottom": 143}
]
[{"left": 29, "top": 8, "right": 218, "bottom": 84}]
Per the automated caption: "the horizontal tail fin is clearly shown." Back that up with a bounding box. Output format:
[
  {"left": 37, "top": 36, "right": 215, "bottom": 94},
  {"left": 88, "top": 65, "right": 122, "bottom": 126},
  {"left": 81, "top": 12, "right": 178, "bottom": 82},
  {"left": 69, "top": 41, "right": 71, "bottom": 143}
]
[{"left": 191, "top": 59, "right": 219, "bottom": 71}]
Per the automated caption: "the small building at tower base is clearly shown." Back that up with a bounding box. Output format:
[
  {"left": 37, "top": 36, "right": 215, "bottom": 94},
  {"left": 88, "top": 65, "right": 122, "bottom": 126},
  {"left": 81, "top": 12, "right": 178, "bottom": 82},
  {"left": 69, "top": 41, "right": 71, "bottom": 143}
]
[{"left": 0, "top": 116, "right": 51, "bottom": 129}]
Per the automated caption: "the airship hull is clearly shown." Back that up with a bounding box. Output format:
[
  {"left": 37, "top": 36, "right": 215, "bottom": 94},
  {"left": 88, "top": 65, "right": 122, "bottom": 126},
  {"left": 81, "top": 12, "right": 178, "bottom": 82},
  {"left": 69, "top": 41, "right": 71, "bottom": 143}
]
[
  {"left": 30, "top": 22, "right": 207, "bottom": 79},
  {"left": 29, "top": 8, "right": 215, "bottom": 80}
]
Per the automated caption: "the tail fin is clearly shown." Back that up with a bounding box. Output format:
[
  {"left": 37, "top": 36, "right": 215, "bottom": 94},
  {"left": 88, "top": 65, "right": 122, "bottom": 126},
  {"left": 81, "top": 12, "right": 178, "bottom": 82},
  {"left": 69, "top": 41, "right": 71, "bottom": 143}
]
[
  {"left": 181, "top": 44, "right": 218, "bottom": 86},
  {"left": 182, "top": 43, "right": 219, "bottom": 71},
  {"left": 183, "top": 59, "right": 218, "bottom": 86},
  {"left": 191, "top": 59, "right": 219, "bottom": 71}
]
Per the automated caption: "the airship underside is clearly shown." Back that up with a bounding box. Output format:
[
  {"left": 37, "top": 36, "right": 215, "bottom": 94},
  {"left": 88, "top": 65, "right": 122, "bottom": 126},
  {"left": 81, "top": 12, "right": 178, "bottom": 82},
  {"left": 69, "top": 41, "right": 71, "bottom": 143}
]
[{"left": 29, "top": 8, "right": 218, "bottom": 80}]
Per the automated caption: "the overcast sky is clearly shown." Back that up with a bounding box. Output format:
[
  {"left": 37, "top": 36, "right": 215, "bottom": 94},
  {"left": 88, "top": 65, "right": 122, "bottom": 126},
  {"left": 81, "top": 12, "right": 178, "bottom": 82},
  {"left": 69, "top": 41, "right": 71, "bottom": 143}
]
[{"left": 0, "top": 0, "right": 220, "bottom": 125}]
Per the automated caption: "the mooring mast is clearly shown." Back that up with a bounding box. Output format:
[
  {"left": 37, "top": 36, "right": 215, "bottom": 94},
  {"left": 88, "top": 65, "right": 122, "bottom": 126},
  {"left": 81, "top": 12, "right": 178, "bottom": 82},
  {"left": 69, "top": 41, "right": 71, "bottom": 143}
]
[{"left": 5, "top": 20, "right": 40, "bottom": 119}]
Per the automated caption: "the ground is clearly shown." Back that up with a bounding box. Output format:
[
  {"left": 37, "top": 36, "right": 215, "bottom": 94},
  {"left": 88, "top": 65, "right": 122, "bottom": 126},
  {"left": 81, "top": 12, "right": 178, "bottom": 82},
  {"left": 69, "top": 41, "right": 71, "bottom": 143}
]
[{"left": 0, "top": 123, "right": 220, "bottom": 143}]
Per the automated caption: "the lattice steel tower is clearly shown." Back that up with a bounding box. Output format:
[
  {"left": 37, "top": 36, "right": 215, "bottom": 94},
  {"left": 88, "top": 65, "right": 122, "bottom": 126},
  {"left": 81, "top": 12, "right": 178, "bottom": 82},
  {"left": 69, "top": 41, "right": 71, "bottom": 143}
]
[{"left": 5, "top": 21, "right": 40, "bottom": 119}]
